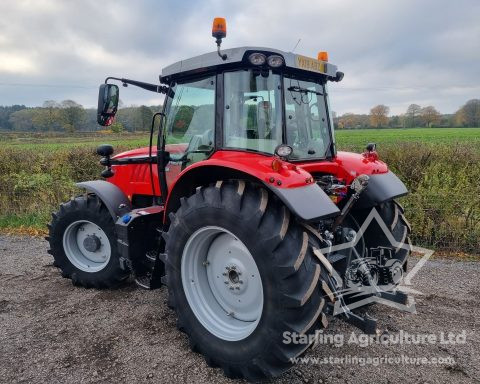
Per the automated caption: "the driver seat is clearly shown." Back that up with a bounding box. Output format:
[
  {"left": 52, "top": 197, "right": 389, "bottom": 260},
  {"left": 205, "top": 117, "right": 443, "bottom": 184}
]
[{"left": 256, "top": 101, "right": 272, "bottom": 139}]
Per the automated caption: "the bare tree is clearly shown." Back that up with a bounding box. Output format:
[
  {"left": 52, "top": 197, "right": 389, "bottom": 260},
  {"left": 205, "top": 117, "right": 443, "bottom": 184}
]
[
  {"left": 455, "top": 99, "right": 480, "bottom": 127},
  {"left": 420, "top": 106, "right": 441, "bottom": 127},
  {"left": 406, "top": 104, "right": 422, "bottom": 127},
  {"left": 59, "top": 100, "right": 86, "bottom": 133},
  {"left": 338, "top": 113, "right": 356, "bottom": 129},
  {"left": 369, "top": 105, "right": 390, "bottom": 128},
  {"left": 31, "top": 100, "right": 60, "bottom": 131}
]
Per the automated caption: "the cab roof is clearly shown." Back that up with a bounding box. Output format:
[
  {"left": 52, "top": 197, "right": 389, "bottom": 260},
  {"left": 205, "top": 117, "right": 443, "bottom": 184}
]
[{"left": 160, "top": 46, "right": 338, "bottom": 83}]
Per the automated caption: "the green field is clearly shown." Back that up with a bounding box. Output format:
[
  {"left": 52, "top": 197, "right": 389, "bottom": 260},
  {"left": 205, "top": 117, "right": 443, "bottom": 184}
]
[
  {"left": 1, "top": 127, "right": 480, "bottom": 151},
  {"left": 336, "top": 127, "right": 480, "bottom": 150},
  {"left": 0, "top": 128, "right": 479, "bottom": 253}
]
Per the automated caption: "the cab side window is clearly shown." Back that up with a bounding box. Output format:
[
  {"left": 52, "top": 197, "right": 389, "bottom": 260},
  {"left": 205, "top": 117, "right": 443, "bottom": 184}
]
[{"left": 223, "top": 70, "right": 282, "bottom": 154}]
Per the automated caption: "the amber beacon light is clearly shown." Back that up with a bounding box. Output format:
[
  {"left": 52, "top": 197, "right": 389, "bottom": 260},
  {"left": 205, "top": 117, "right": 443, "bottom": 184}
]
[
  {"left": 317, "top": 51, "right": 329, "bottom": 62},
  {"left": 212, "top": 17, "right": 227, "bottom": 39},
  {"left": 212, "top": 17, "right": 228, "bottom": 60}
]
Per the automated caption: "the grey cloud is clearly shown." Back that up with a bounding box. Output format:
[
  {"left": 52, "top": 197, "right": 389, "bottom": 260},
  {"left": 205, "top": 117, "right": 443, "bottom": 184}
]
[{"left": 0, "top": 0, "right": 478, "bottom": 114}]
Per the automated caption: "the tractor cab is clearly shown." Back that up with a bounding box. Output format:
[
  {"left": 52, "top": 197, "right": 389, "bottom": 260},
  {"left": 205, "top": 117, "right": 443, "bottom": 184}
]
[
  {"left": 161, "top": 49, "right": 341, "bottom": 168},
  {"left": 163, "top": 45, "right": 344, "bottom": 160}
]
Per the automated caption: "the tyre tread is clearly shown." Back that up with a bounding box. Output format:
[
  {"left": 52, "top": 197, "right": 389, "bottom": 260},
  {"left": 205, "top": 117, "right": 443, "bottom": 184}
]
[
  {"left": 164, "top": 181, "right": 331, "bottom": 381},
  {"left": 46, "top": 194, "right": 128, "bottom": 289}
]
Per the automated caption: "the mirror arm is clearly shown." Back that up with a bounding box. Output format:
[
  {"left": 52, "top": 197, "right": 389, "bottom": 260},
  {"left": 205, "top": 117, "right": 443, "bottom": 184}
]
[{"left": 104, "top": 77, "right": 169, "bottom": 94}]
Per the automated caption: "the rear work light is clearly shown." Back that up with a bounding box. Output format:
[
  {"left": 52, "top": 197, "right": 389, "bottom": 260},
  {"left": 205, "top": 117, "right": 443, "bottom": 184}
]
[
  {"left": 275, "top": 144, "right": 293, "bottom": 158},
  {"left": 249, "top": 52, "right": 266, "bottom": 65},
  {"left": 267, "top": 55, "right": 284, "bottom": 67}
]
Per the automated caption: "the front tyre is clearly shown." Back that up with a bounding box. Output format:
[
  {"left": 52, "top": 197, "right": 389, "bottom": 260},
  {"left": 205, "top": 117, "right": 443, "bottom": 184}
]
[
  {"left": 47, "top": 194, "right": 129, "bottom": 288},
  {"left": 164, "top": 181, "right": 333, "bottom": 381}
]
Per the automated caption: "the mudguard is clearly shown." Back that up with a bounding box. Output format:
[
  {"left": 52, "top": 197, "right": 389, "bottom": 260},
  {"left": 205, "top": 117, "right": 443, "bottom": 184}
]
[
  {"left": 76, "top": 180, "right": 132, "bottom": 220},
  {"left": 355, "top": 171, "right": 408, "bottom": 209},
  {"left": 266, "top": 183, "right": 340, "bottom": 221},
  {"left": 164, "top": 159, "right": 341, "bottom": 223}
]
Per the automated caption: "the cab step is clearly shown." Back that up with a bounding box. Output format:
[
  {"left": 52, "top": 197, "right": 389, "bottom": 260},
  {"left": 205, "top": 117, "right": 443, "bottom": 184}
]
[{"left": 134, "top": 250, "right": 165, "bottom": 290}]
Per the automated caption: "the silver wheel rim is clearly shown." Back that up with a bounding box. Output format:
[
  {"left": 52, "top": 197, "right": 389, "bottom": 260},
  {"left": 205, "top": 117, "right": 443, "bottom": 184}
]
[
  {"left": 181, "top": 226, "right": 263, "bottom": 341},
  {"left": 62, "top": 220, "right": 111, "bottom": 273}
]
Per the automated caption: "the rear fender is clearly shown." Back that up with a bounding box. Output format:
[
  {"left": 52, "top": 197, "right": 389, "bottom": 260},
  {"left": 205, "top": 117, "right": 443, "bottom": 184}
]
[
  {"left": 76, "top": 180, "right": 132, "bottom": 220},
  {"left": 165, "top": 157, "right": 340, "bottom": 223},
  {"left": 354, "top": 171, "right": 408, "bottom": 209}
]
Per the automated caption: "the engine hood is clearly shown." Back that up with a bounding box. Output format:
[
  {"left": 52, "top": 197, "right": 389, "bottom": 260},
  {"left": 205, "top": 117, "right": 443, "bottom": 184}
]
[{"left": 298, "top": 151, "right": 389, "bottom": 183}]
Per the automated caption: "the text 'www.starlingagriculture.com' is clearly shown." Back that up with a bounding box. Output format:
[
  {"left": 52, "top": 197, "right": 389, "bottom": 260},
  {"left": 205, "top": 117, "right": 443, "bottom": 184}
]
[{"left": 290, "top": 354, "right": 455, "bottom": 367}]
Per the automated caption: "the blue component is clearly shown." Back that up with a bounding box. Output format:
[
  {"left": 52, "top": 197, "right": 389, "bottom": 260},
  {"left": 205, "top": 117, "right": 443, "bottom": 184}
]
[{"left": 122, "top": 214, "right": 132, "bottom": 224}]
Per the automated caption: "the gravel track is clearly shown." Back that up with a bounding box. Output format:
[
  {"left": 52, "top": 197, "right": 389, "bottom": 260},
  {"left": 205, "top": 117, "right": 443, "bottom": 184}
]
[{"left": 0, "top": 235, "right": 478, "bottom": 383}]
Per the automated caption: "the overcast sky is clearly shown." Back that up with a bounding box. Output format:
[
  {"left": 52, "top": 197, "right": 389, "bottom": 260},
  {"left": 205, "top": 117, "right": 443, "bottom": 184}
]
[{"left": 1, "top": 0, "right": 479, "bottom": 115}]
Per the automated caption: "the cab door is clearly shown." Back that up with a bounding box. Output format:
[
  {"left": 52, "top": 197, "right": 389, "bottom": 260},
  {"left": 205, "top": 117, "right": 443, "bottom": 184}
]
[{"left": 161, "top": 75, "right": 216, "bottom": 189}]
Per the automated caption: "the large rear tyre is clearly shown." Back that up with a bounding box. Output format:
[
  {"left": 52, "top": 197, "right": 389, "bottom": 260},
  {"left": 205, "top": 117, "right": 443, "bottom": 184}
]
[
  {"left": 46, "top": 194, "right": 129, "bottom": 288},
  {"left": 352, "top": 200, "right": 412, "bottom": 278},
  {"left": 164, "top": 181, "right": 333, "bottom": 381}
]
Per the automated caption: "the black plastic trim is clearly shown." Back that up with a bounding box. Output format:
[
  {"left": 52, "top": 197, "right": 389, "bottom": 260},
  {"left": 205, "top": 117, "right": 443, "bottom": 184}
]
[
  {"left": 76, "top": 180, "right": 131, "bottom": 219},
  {"left": 355, "top": 171, "right": 408, "bottom": 209},
  {"left": 215, "top": 72, "right": 224, "bottom": 149},
  {"left": 267, "top": 183, "right": 340, "bottom": 221}
]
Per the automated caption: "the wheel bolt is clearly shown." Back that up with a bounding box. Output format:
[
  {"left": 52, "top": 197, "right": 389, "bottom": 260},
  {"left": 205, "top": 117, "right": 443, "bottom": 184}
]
[
  {"left": 224, "top": 281, "right": 229, "bottom": 284},
  {"left": 239, "top": 280, "right": 243, "bottom": 284},
  {"left": 222, "top": 272, "right": 227, "bottom": 276},
  {"left": 229, "top": 287, "right": 234, "bottom": 290},
  {"left": 235, "top": 287, "right": 240, "bottom": 290}
]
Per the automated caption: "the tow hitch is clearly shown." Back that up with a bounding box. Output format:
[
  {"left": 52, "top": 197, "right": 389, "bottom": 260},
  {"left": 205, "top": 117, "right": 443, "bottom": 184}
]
[{"left": 338, "top": 289, "right": 410, "bottom": 334}]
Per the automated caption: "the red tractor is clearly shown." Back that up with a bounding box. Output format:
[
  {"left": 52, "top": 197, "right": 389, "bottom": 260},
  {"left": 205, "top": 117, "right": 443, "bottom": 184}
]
[{"left": 47, "top": 18, "right": 411, "bottom": 381}]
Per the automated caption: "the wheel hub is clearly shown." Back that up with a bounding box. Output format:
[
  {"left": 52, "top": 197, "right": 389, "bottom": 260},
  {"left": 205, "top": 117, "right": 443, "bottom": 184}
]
[
  {"left": 206, "top": 235, "right": 261, "bottom": 322},
  {"left": 181, "top": 226, "right": 263, "bottom": 341},
  {"left": 62, "top": 220, "right": 111, "bottom": 273},
  {"left": 223, "top": 264, "right": 245, "bottom": 292},
  {"left": 228, "top": 268, "right": 240, "bottom": 284},
  {"left": 83, "top": 234, "right": 101, "bottom": 252}
]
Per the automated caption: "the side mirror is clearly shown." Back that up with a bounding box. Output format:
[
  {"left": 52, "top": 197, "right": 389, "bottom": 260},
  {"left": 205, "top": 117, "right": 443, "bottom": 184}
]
[{"left": 97, "top": 84, "right": 119, "bottom": 126}]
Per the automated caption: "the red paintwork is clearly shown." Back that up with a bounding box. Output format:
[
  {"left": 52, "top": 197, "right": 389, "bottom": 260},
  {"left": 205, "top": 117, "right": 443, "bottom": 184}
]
[
  {"left": 109, "top": 144, "right": 186, "bottom": 199},
  {"left": 298, "top": 151, "right": 388, "bottom": 184},
  {"left": 107, "top": 145, "right": 388, "bottom": 201},
  {"left": 180, "top": 150, "right": 315, "bottom": 188}
]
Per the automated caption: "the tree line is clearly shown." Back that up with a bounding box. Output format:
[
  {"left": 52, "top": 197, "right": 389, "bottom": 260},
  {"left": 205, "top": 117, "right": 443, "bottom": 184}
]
[
  {"left": 335, "top": 99, "right": 480, "bottom": 129},
  {"left": 0, "top": 101, "right": 159, "bottom": 133},
  {"left": 1, "top": 98, "right": 479, "bottom": 132}
]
